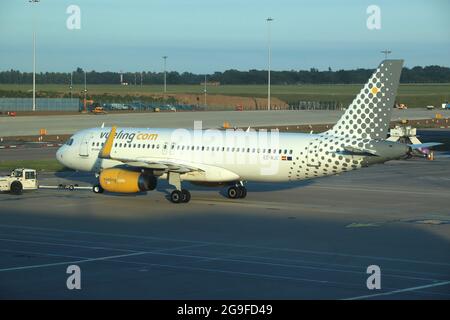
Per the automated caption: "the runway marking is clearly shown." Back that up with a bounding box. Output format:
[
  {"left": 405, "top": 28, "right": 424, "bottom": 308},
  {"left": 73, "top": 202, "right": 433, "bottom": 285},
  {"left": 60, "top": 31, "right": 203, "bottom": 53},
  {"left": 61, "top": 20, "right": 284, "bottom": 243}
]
[
  {"left": 0, "top": 237, "right": 443, "bottom": 283},
  {"left": 0, "top": 251, "right": 147, "bottom": 272},
  {"left": 344, "top": 280, "right": 450, "bottom": 300},
  {"left": 2, "top": 247, "right": 450, "bottom": 299},
  {"left": 0, "top": 231, "right": 446, "bottom": 281},
  {"left": 0, "top": 237, "right": 137, "bottom": 253},
  {"left": 1, "top": 223, "right": 449, "bottom": 267},
  {"left": 0, "top": 243, "right": 208, "bottom": 272}
]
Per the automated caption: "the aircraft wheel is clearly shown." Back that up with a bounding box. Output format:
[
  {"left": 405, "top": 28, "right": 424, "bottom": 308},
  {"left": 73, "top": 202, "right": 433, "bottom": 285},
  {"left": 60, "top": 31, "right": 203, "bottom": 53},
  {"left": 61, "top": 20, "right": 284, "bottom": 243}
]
[
  {"left": 181, "top": 189, "right": 191, "bottom": 203},
  {"left": 170, "top": 190, "right": 183, "bottom": 203},
  {"left": 93, "top": 184, "right": 104, "bottom": 194},
  {"left": 239, "top": 186, "right": 247, "bottom": 198},
  {"left": 227, "top": 186, "right": 241, "bottom": 199}
]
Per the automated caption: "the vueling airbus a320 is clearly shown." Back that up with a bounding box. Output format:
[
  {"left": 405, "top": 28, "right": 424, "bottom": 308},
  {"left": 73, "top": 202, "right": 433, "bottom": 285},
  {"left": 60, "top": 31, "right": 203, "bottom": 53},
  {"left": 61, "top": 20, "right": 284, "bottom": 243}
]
[{"left": 56, "top": 60, "right": 440, "bottom": 203}]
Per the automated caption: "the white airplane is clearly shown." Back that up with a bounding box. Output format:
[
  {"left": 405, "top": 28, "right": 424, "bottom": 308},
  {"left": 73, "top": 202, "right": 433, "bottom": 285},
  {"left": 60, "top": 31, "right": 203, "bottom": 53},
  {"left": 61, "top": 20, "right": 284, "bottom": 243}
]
[{"left": 56, "top": 60, "right": 440, "bottom": 203}]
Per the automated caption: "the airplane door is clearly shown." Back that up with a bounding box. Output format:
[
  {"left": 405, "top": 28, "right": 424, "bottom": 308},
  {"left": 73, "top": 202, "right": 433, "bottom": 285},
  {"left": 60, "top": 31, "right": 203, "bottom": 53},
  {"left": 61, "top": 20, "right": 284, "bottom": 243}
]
[
  {"left": 79, "top": 134, "right": 91, "bottom": 157},
  {"left": 306, "top": 138, "right": 321, "bottom": 167}
]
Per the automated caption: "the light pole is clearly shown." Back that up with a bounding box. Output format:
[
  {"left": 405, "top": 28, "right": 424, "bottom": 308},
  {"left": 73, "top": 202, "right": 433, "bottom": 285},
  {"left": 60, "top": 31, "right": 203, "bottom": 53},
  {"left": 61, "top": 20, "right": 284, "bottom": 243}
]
[
  {"left": 69, "top": 72, "right": 73, "bottom": 100},
  {"left": 83, "top": 71, "right": 87, "bottom": 112},
  {"left": 204, "top": 74, "right": 207, "bottom": 108},
  {"left": 162, "top": 56, "right": 168, "bottom": 94},
  {"left": 381, "top": 49, "right": 392, "bottom": 60},
  {"left": 266, "top": 17, "right": 273, "bottom": 111},
  {"left": 30, "top": 0, "right": 40, "bottom": 111}
]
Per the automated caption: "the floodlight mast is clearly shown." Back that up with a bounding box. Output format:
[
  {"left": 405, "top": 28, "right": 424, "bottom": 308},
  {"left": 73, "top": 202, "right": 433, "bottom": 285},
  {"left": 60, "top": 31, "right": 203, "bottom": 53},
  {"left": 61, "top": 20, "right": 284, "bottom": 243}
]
[
  {"left": 30, "top": 0, "right": 40, "bottom": 111},
  {"left": 266, "top": 17, "right": 274, "bottom": 111}
]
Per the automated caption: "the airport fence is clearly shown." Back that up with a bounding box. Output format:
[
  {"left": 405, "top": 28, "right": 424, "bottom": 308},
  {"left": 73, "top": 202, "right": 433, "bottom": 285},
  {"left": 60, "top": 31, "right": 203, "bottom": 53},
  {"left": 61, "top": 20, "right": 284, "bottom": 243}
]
[
  {"left": 289, "top": 100, "right": 345, "bottom": 111},
  {"left": 0, "top": 98, "right": 79, "bottom": 112}
]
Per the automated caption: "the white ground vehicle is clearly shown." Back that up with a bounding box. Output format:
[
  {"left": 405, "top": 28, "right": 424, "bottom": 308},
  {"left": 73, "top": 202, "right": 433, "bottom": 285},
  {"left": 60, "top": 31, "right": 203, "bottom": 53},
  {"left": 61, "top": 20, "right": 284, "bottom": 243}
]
[{"left": 0, "top": 168, "right": 38, "bottom": 195}]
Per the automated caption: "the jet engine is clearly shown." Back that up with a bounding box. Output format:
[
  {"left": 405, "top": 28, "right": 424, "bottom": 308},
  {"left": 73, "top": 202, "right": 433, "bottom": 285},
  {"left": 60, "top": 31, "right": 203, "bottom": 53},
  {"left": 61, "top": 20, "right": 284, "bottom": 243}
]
[{"left": 99, "top": 168, "right": 157, "bottom": 193}]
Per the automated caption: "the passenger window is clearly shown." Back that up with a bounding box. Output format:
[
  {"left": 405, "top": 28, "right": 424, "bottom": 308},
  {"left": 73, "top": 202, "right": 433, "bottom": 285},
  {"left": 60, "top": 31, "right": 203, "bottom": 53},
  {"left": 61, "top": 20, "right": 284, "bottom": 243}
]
[
  {"left": 289, "top": 150, "right": 293, "bottom": 154},
  {"left": 284, "top": 149, "right": 287, "bottom": 154}
]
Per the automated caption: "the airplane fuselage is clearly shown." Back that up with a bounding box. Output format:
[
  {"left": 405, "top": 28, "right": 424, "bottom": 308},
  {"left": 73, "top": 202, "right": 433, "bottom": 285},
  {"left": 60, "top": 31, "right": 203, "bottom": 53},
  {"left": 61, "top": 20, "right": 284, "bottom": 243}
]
[{"left": 57, "top": 127, "right": 408, "bottom": 183}]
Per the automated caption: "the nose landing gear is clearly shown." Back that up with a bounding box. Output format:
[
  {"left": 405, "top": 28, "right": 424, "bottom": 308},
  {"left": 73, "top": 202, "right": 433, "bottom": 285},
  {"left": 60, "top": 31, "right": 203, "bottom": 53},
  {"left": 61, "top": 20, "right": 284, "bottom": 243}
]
[{"left": 92, "top": 184, "right": 104, "bottom": 194}]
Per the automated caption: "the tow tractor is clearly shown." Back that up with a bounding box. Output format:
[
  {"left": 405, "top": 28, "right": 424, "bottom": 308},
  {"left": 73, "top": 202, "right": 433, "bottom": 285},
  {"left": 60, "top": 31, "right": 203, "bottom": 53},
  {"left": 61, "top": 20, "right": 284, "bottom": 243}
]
[
  {"left": 0, "top": 168, "right": 91, "bottom": 195},
  {"left": 0, "top": 168, "right": 38, "bottom": 195}
]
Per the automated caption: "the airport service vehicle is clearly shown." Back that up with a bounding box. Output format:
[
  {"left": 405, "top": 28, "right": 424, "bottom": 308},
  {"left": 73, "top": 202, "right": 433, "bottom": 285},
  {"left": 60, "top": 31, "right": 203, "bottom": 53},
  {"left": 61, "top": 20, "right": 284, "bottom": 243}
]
[
  {"left": 0, "top": 168, "right": 38, "bottom": 195},
  {"left": 56, "top": 60, "right": 442, "bottom": 203},
  {"left": 91, "top": 106, "right": 107, "bottom": 115}
]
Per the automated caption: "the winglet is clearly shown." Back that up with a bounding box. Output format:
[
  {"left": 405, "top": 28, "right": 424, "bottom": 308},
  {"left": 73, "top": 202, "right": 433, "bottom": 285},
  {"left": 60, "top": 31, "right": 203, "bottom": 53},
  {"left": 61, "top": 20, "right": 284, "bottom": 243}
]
[{"left": 100, "top": 126, "right": 117, "bottom": 159}]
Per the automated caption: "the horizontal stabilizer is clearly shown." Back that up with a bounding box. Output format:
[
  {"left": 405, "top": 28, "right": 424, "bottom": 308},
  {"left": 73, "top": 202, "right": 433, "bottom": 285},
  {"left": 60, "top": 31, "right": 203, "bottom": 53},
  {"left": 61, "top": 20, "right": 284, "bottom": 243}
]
[
  {"left": 339, "top": 146, "right": 379, "bottom": 157},
  {"left": 409, "top": 142, "right": 443, "bottom": 150}
]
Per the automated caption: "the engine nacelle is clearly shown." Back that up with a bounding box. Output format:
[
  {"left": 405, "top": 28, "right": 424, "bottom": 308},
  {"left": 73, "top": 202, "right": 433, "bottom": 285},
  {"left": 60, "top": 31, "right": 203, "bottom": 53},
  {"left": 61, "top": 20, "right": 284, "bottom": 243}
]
[{"left": 99, "top": 168, "right": 157, "bottom": 193}]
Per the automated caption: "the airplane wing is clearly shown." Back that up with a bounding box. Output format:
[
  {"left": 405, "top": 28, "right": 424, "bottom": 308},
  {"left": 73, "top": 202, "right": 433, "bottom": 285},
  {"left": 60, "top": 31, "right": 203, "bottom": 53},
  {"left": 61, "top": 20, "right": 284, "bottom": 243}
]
[{"left": 99, "top": 126, "right": 204, "bottom": 174}]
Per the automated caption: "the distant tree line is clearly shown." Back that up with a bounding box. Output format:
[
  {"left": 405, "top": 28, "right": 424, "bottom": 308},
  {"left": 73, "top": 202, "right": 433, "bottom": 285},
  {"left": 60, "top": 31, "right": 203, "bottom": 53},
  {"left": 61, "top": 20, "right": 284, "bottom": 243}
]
[{"left": 1, "top": 65, "right": 449, "bottom": 85}]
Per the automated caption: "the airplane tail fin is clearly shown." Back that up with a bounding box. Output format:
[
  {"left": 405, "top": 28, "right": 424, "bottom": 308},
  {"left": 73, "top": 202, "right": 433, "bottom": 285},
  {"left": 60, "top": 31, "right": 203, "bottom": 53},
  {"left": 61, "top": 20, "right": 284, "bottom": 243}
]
[{"left": 326, "top": 59, "right": 404, "bottom": 140}]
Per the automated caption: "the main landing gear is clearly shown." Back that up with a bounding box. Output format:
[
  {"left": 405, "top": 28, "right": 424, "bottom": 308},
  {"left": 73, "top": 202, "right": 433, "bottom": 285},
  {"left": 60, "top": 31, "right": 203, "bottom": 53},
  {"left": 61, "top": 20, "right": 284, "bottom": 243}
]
[
  {"left": 170, "top": 189, "right": 191, "bottom": 204},
  {"left": 227, "top": 182, "right": 247, "bottom": 199},
  {"left": 168, "top": 172, "right": 191, "bottom": 204}
]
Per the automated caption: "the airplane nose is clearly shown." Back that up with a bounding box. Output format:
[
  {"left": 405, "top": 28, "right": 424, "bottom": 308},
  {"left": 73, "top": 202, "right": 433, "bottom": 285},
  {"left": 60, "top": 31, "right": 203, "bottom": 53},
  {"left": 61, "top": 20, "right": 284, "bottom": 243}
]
[{"left": 56, "top": 146, "right": 65, "bottom": 164}]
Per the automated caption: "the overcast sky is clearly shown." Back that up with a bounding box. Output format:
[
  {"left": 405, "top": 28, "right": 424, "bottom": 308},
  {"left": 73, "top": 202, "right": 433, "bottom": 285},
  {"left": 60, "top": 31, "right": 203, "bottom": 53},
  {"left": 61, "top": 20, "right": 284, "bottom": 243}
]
[{"left": 0, "top": 0, "right": 449, "bottom": 73}]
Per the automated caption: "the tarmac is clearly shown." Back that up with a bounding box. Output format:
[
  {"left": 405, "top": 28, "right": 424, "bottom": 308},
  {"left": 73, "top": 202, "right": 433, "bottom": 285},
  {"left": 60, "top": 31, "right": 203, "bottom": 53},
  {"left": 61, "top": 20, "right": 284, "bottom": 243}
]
[
  {"left": 0, "top": 155, "right": 449, "bottom": 299},
  {"left": 1, "top": 109, "right": 449, "bottom": 137}
]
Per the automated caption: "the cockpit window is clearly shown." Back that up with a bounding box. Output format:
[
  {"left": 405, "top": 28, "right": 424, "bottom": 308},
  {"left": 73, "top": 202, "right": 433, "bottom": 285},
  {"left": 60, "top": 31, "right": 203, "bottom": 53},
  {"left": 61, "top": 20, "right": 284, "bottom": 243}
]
[{"left": 65, "top": 138, "right": 74, "bottom": 146}]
